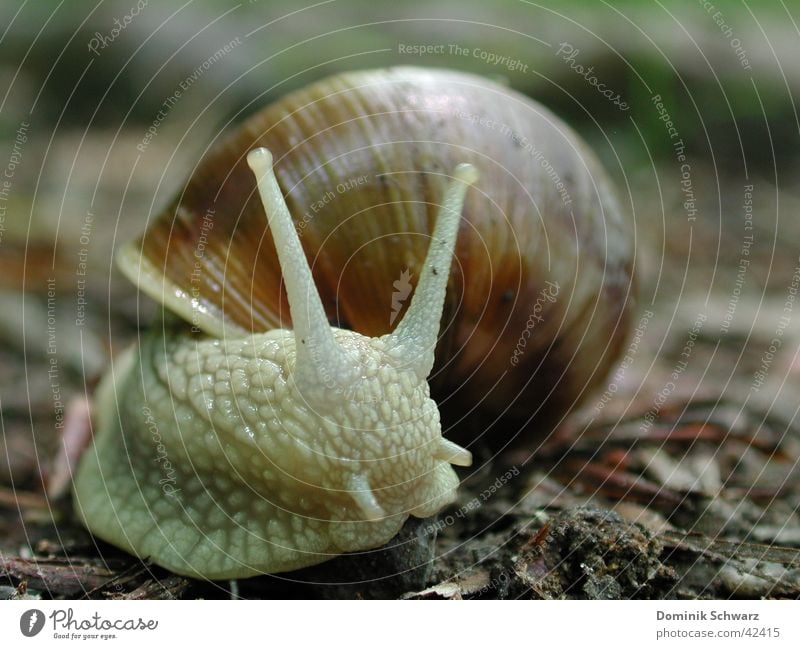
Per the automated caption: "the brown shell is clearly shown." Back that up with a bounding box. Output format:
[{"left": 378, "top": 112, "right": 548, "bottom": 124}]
[{"left": 123, "top": 67, "right": 635, "bottom": 448}]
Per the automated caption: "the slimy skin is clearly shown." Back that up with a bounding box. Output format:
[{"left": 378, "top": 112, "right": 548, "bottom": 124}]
[
  {"left": 75, "top": 328, "right": 463, "bottom": 578},
  {"left": 73, "top": 149, "right": 476, "bottom": 579}
]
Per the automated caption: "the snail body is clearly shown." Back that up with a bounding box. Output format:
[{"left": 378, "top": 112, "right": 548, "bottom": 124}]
[
  {"left": 74, "top": 67, "right": 634, "bottom": 578},
  {"left": 74, "top": 150, "right": 476, "bottom": 579}
]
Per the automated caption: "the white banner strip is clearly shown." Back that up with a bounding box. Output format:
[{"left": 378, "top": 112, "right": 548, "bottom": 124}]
[{"left": 2, "top": 600, "right": 797, "bottom": 647}]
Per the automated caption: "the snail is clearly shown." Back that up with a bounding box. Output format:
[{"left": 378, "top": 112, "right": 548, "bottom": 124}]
[
  {"left": 73, "top": 67, "right": 634, "bottom": 579},
  {"left": 74, "top": 149, "right": 476, "bottom": 578}
]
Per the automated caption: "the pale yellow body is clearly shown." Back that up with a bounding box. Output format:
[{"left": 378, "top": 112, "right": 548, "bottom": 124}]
[
  {"left": 75, "top": 328, "right": 459, "bottom": 579},
  {"left": 73, "top": 149, "right": 476, "bottom": 579}
]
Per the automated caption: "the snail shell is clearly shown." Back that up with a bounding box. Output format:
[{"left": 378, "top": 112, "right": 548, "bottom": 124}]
[{"left": 126, "top": 66, "right": 634, "bottom": 448}]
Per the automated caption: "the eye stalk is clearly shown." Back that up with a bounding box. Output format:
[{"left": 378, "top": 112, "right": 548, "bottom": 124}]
[
  {"left": 247, "top": 146, "right": 478, "bottom": 389},
  {"left": 247, "top": 148, "right": 359, "bottom": 392},
  {"left": 385, "top": 162, "right": 478, "bottom": 379},
  {"left": 247, "top": 147, "right": 476, "bottom": 522}
]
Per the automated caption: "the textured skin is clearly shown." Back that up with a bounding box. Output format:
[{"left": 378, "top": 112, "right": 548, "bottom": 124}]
[{"left": 73, "top": 327, "right": 460, "bottom": 579}]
